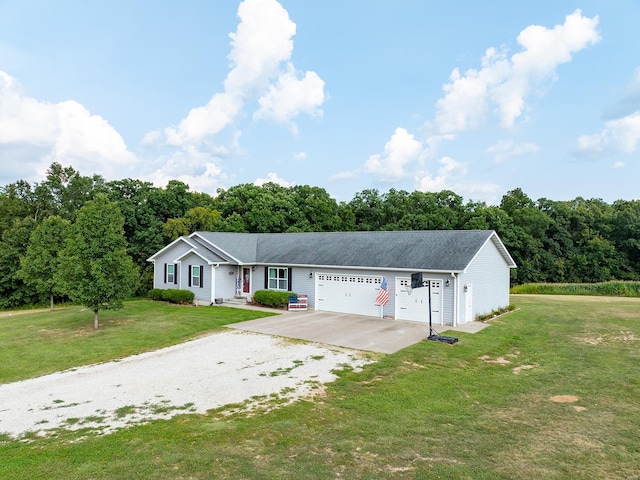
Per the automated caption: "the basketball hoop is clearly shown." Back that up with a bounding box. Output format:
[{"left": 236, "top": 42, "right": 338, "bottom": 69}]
[{"left": 406, "top": 286, "right": 413, "bottom": 296}]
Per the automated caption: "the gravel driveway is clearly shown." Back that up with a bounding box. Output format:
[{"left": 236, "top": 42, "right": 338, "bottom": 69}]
[{"left": 0, "top": 330, "right": 371, "bottom": 440}]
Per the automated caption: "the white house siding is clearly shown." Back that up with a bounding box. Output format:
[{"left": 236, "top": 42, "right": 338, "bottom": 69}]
[
  {"left": 215, "top": 266, "right": 238, "bottom": 301},
  {"left": 151, "top": 242, "right": 193, "bottom": 291},
  {"left": 458, "top": 239, "right": 511, "bottom": 321},
  {"left": 442, "top": 276, "right": 455, "bottom": 325},
  {"left": 290, "top": 269, "right": 314, "bottom": 298},
  {"left": 180, "top": 252, "right": 212, "bottom": 304}
]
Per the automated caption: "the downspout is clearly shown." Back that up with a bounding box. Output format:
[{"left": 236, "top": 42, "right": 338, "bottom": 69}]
[
  {"left": 452, "top": 272, "right": 458, "bottom": 327},
  {"left": 177, "top": 261, "right": 182, "bottom": 290},
  {"left": 211, "top": 264, "right": 218, "bottom": 303}
]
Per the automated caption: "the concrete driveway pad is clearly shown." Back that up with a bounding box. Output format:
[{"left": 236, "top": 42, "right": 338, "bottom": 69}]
[{"left": 227, "top": 311, "right": 436, "bottom": 354}]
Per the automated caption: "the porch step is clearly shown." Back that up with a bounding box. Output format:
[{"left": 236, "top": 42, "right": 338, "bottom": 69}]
[{"left": 222, "top": 296, "right": 249, "bottom": 305}]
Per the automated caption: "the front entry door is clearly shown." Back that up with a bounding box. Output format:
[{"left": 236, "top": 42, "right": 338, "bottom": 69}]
[{"left": 242, "top": 268, "right": 251, "bottom": 294}]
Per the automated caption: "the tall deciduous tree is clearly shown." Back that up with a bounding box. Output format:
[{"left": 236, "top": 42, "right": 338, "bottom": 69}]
[
  {"left": 0, "top": 216, "right": 39, "bottom": 308},
  {"left": 57, "top": 194, "right": 139, "bottom": 329},
  {"left": 35, "top": 162, "right": 105, "bottom": 221},
  {"left": 18, "top": 216, "right": 71, "bottom": 311},
  {"left": 0, "top": 181, "right": 36, "bottom": 236}
]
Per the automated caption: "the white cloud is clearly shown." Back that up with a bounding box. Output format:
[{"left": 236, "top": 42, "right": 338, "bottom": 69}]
[
  {"left": 329, "top": 169, "right": 360, "bottom": 181},
  {"left": 165, "top": 92, "right": 241, "bottom": 147},
  {"left": 365, "top": 128, "right": 423, "bottom": 182},
  {"left": 415, "top": 156, "right": 502, "bottom": 204},
  {"left": 254, "top": 66, "right": 325, "bottom": 132},
  {"left": 461, "top": 182, "right": 504, "bottom": 205},
  {"left": 0, "top": 70, "right": 136, "bottom": 182},
  {"left": 415, "top": 156, "right": 467, "bottom": 192},
  {"left": 611, "top": 161, "right": 625, "bottom": 169},
  {"left": 435, "top": 10, "right": 600, "bottom": 134},
  {"left": 577, "top": 111, "right": 640, "bottom": 156},
  {"left": 140, "top": 129, "right": 162, "bottom": 147},
  {"left": 254, "top": 172, "right": 292, "bottom": 187},
  {"left": 485, "top": 139, "right": 540, "bottom": 163},
  {"left": 163, "top": 0, "right": 325, "bottom": 146},
  {"left": 146, "top": 146, "right": 226, "bottom": 194},
  {"left": 293, "top": 151, "right": 307, "bottom": 161}
]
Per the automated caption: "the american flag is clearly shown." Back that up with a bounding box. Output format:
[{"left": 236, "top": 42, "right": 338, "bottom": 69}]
[{"left": 375, "top": 276, "right": 389, "bottom": 306}]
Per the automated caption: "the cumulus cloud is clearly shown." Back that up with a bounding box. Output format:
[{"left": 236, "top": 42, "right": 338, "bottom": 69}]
[
  {"left": 0, "top": 70, "right": 136, "bottom": 183},
  {"left": 576, "top": 112, "right": 640, "bottom": 156},
  {"left": 293, "top": 151, "right": 307, "bottom": 161},
  {"left": 145, "top": 146, "right": 226, "bottom": 194},
  {"left": 415, "top": 156, "right": 467, "bottom": 192},
  {"left": 415, "top": 156, "right": 502, "bottom": 203},
  {"left": 254, "top": 172, "right": 292, "bottom": 187},
  {"left": 365, "top": 128, "right": 423, "bottom": 182},
  {"left": 254, "top": 67, "right": 325, "bottom": 132},
  {"left": 576, "top": 68, "right": 640, "bottom": 157},
  {"left": 435, "top": 9, "right": 600, "bottom": 134},
  {"left": 485, "top": 139, "right": 540, "bottom": 163},
  {"left": 163, "top": 0, "right": 325, "bottom": 146},
  {"left": 329, "top": 169, "right": 361, "bottom": 181}
]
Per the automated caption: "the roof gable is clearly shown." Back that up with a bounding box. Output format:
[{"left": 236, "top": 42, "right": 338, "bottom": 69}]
[{"left": 146, "top": 236, "right": 197, "bottom": 262}]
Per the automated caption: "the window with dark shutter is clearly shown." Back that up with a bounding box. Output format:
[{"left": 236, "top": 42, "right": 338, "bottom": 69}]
[
  {"left": 266, "top": 267, "right": 289, "bottom": 291},
  {"left": 190, "top": 265, "right": 202, "bottom": 288},
  {"left": 166, "top": 264, "right": 175, "bottom": 284}
]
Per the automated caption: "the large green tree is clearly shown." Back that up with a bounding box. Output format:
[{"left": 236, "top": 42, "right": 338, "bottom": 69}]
[
  {"left": 0, "top": 180, "right": 36, "bottom": 236},
  {"left": 57, "top": 194, "right": 139, "bottom": 329},
  {"left": 18, "top": 216, "right": 71, "bottom": 311},
  {"left": 34, "top": 162, "right": 105, "bottom": 221},
  {"left": 0, "top": 216, "right": 39, "bottom": 308}
]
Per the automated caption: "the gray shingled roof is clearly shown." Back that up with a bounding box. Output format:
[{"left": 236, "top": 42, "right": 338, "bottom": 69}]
[
  {"left": 193, "top": 232, "right": 259, "bottom": 263},
  {"left": 193, "top": 230, "right": 515, "bottom": 272}
]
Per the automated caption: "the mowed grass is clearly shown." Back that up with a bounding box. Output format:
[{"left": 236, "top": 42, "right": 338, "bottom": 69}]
[
  {"left": 2, "top": 295, "right": 640, "bottom": 479},
  {"left": 0, "top": 300, "right": 275, "bottom": 384}
]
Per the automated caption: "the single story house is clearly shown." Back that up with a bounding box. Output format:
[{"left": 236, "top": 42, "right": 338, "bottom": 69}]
[{"left": 147, "top": 230, "right": 516, "bottom": 326}]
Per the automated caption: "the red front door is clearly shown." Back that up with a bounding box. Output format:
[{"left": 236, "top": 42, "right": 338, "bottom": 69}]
[{"left": 243, "top": 268, "right": 251, "bottom": 293}]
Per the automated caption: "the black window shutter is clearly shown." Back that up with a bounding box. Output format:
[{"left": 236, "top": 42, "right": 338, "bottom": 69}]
[
  {"left": 200, "top": 265, "right": 204, "bottom": 288},
  {"left": 288, "top": 267, "right": 293, "bottom": 292},
  {"left": 188, "top": 265, "right": 192, "bottom": 287},
  {"left": 264, "top": 267, "right": 268, "bottom": 289},
  {"left": 174, "top": 264, "right": 178, "bottom": 284},
  {"left": 164, "top": 263, "right": 167, "bottom": 283}
]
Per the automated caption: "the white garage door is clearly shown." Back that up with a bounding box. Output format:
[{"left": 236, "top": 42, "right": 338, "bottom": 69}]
[
  {"left": 315, "top": 274, "right": 382, "bottom": 317},
  {"left": 395, "top": 277, "right": 442, "bottom": 324}
]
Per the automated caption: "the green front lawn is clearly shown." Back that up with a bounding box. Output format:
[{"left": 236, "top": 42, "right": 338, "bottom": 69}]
[
  {"left": 1, "top": 295, "right": 639, "bottom": 479},
  {"left": 0, "top": 300, "right": 275, "bottom": 384}
]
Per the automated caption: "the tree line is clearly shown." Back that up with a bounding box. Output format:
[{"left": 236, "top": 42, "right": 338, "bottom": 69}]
[{"left": 1, "top": 162, "right": 639, "bottom": 311}]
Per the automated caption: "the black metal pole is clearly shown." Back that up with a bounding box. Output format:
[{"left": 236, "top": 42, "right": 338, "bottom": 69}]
[{"left": 428, "top": 280, "right": 434, "bottom": 336}]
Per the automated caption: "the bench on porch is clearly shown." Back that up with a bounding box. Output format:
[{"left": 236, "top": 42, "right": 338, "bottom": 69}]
[{"left": 288, "top": 294, "right": 308, "bottom": 311}]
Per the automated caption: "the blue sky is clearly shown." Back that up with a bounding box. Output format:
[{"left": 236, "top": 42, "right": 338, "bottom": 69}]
[{"left": 1, "top": 1, "right": 639, "bottom": 204}]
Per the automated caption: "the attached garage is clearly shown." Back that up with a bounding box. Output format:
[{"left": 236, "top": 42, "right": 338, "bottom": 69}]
[
  {"left": 316, "top": 273, "right": 382, "bottom": 317},
  {"left": 149, "top": 230, "right": 516, "bottom": 326},
  {"left": 395, "top": 277, "right": 442, "bottom": 324}
]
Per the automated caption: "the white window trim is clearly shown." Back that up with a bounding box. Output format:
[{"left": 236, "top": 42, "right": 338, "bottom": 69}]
[
  {"left": 268, "top": 266, "right": 288, "bottom": 291},
  {"left": 167, "top": 264, "right": 175, "bottom": 284},
  {"left": 191, "top": 265, "right": 201, "bottom": 288}
]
